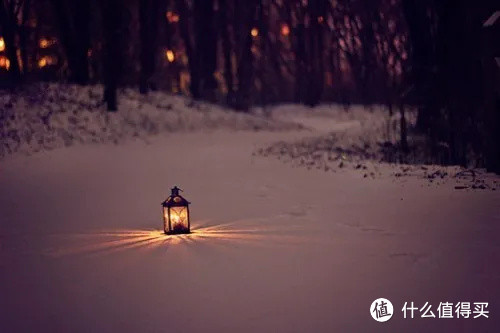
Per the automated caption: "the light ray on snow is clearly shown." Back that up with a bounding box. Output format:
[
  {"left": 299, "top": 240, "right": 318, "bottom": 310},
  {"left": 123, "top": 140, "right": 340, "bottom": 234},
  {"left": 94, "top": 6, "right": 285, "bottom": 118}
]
[{"left": 46, "top": 220, "right": 307, "bottom": 257}]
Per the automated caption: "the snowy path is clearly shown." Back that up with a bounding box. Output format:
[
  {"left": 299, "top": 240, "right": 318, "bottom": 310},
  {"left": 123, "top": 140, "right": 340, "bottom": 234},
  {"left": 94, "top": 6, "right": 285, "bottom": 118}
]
[{"left": 1, "top": 123, "right": 499, "bottom": 332}]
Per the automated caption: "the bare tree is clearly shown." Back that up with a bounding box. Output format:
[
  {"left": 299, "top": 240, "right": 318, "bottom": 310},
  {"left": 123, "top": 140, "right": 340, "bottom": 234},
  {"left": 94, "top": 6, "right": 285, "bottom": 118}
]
[
  {"left": 51, "top": 0, "right": 90, "bottom": 84},
  {"left": 139, "top": 0, "right": 160, "bottom": 94},
  {"left": 219, "top": 0, "right": 234, "bottom": 105},
  {"left": 177, "top": 0, "right": 199, "bottom": 98},
  {"left": 234, "top": 0, "right": 258, "bottom": 111},
  {"left": 101, "top": 0, "right": 123, "bottom": 111},
  {"left": 193, "top": 0, "right": 218, "bottom": 101}
]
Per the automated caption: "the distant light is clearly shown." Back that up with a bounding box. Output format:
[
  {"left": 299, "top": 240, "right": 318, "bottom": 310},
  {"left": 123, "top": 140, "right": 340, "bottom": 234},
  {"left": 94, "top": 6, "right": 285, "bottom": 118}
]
[
  {"left": 166, "top": 50, "right": 175, "bottom": 63},
  {"left": 39, "top": 38, "right": 50, "bottom": 49},
  {"left": 251, "top": 27, "right": 259, "bottom": 37},
  {"left": 38, "top": 58, "right": 47, "bottom": 68},
  {"left": 281, "top": 24, "right": 290, "bottom": 36},
  {"left": 0, "top": 56, "right": 10, "bottom": 70},
  {"left": 166, "top": 11, "right": 180, "bottom": 23},
  {"left": 0, "top": 37, "right": 5, "bottom": 52},
  {"left": 38, "top": 56, "right": 57, "bottom": 68},
  {"left": 317, "top": 16, "right": 324, "bottom": 24}
]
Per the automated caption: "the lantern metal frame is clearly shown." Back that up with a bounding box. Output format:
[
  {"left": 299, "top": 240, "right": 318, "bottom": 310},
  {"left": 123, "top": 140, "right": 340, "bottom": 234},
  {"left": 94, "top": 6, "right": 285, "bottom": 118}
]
[{"left": 161, "top": 186, "right": 191, "bottom": 235}]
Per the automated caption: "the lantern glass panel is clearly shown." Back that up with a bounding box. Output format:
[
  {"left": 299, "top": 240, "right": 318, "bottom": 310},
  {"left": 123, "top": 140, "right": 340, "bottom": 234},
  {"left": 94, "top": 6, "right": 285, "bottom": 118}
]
[
  {"left": 163, "top": 207, "right": 169, "bottom": 233},
  {"left": 169, "top": 206, "right": 189, "bottom": 233}
]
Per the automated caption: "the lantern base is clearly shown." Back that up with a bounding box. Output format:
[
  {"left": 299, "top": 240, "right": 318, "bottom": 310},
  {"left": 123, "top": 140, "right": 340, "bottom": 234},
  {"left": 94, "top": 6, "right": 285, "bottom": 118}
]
[{"left": 164, "top": 230, "right": 191, "bottom": 235}]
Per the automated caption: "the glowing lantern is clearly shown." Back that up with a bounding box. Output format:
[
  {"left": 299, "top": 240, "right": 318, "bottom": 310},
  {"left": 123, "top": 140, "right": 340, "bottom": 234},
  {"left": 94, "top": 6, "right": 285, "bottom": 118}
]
[
  {"left": 251, "top": 27, "right": 259, "bottom": 37},
  {"left": 165, "top": 49, "right": 175, "bottom": 63},
  {"left": 161, "top": 186, "right": 190, "bottom": 234},
  {"left": 0, "top": 37, "right": 5, "bottom": 52}
]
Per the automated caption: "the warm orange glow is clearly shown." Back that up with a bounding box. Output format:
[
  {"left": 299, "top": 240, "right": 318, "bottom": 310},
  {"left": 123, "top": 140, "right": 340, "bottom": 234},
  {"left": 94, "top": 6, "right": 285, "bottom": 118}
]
[
  {"left": 39, "top": 38, "right": 50, "bottom": 48},
  {"left": 47, "top": 220, "right": 304, "bottom": 257},
  {"left": 0, "top": 37, "right": 5, "bottom": 52},
  {"left": 281, "top": 24, "right": 290, "bottom": 36},
  {"left": 38, "top": 56, "right": 57, "bottom": 68},
  {"left": 251, "top": 27, "right": 259, "bottom": 37},
  {"left": 317, "top": 16, "right": 324, "bottom": 24},
  {"left": 39, "top": 37, "right": 57, "bottom": 49},
  {"left": 16, "top": 49, "right": 23, "bottom": 71},
  {"left": 38, "top": 58, "right": 47, "bottom": 68},
  {"left": 49, "top": 230, "right": 169, "bottom": 256},
  {"left": 166, "top": 49, "right": 175, "bottom": 62},
  {"left": 168, "top": 206, "right": 188, "bottom": 232},
  {"left": 0, "top": 56, "right": 10, "bottom": 70},
  {"left": 166, "top": 11, "right": 180, "bottom": 23}
]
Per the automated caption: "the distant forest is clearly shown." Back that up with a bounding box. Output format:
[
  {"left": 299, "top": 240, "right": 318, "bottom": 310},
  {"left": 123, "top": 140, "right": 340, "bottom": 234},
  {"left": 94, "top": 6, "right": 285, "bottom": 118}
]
[{"left": 0, "top": 0, "right": 499, "bottom": 172}]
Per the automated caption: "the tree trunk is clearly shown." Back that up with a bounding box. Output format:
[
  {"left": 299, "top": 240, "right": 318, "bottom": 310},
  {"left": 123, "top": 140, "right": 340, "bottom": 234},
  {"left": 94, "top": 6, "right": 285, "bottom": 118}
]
[
  {"left": 399, "top": 104, "right": 409, "bottom": 153},
  {"left": 219, "top": 0, "right": 234, "bottom": 106},
  {"left": 294, "top": 22, "right": 306, "bottom": 103},
  {"left": 304, "top": 0, "right": 327, "bottom": 107},
  {"left": 178, "top": 0, "right": 200, "bottom": 99},
  {"left": 52, "top": 0, "right": 90, "bottom": 85},
  {"left": 401, "top": 0, "right": 437, "bottom": 132},
  {"left": 19, "top": 0, "right": 31, "bottom": 75},
  {"left": 193, "top": 0, "right": 217, "bottom": 101},
  {"left": 258, "top": 0, "right": 269, "bottom": 107},
  {"left": 234, "top": 1, "right": 257, "bottom": 111},
  {"left": 140, "top": 0, "right": 159, "bottom": 94},
  {"left": 482, "top": 15, "right": 500, "bottom": 173},
  {"left": 73, "top": 0, "right": 90, "bottom": 84},
  {"left": 359, "top": 1, "right": 378, "bottom": 104},
  {"left": 101, "top": 0, "right": 123, "bottom": 111}
]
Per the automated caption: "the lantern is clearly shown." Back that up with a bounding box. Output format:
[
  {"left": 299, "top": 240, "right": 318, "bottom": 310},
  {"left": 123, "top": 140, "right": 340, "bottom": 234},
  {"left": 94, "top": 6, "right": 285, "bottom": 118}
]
[{"left": 161, "top": 186, "right": 190, "bottom": 234}]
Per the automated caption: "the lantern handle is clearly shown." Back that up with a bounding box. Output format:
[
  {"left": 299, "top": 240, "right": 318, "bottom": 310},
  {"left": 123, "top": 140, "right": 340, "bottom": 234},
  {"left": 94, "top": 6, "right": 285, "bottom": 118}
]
[{"left": 171, "top": 186, "right": 183, "bottom": 196}]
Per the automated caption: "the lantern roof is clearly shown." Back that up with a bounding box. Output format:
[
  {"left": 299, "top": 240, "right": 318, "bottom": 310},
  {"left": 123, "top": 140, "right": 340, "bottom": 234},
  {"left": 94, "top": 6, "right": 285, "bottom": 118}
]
[{"left": 161, "top": 186, "right": 190, "bottom": 207}]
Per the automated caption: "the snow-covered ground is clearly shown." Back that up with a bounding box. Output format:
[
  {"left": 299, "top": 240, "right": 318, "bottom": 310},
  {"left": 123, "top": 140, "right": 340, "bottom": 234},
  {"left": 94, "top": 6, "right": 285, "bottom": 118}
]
[
  {"left": 1, "top": 87, "right": 499, "bottom": 332},
  {"left": 0, "top": 84, "right": 302, "bottom": 158}
]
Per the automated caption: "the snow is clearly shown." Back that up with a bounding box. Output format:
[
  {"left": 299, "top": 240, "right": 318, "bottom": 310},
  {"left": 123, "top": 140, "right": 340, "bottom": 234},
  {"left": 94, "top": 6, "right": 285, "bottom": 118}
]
[
  {"left": 0, "top": 84, "right": 302, "bottom": 158},
  {"left": 1, "top": 89, "right": 500, "bottom": 331}
]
